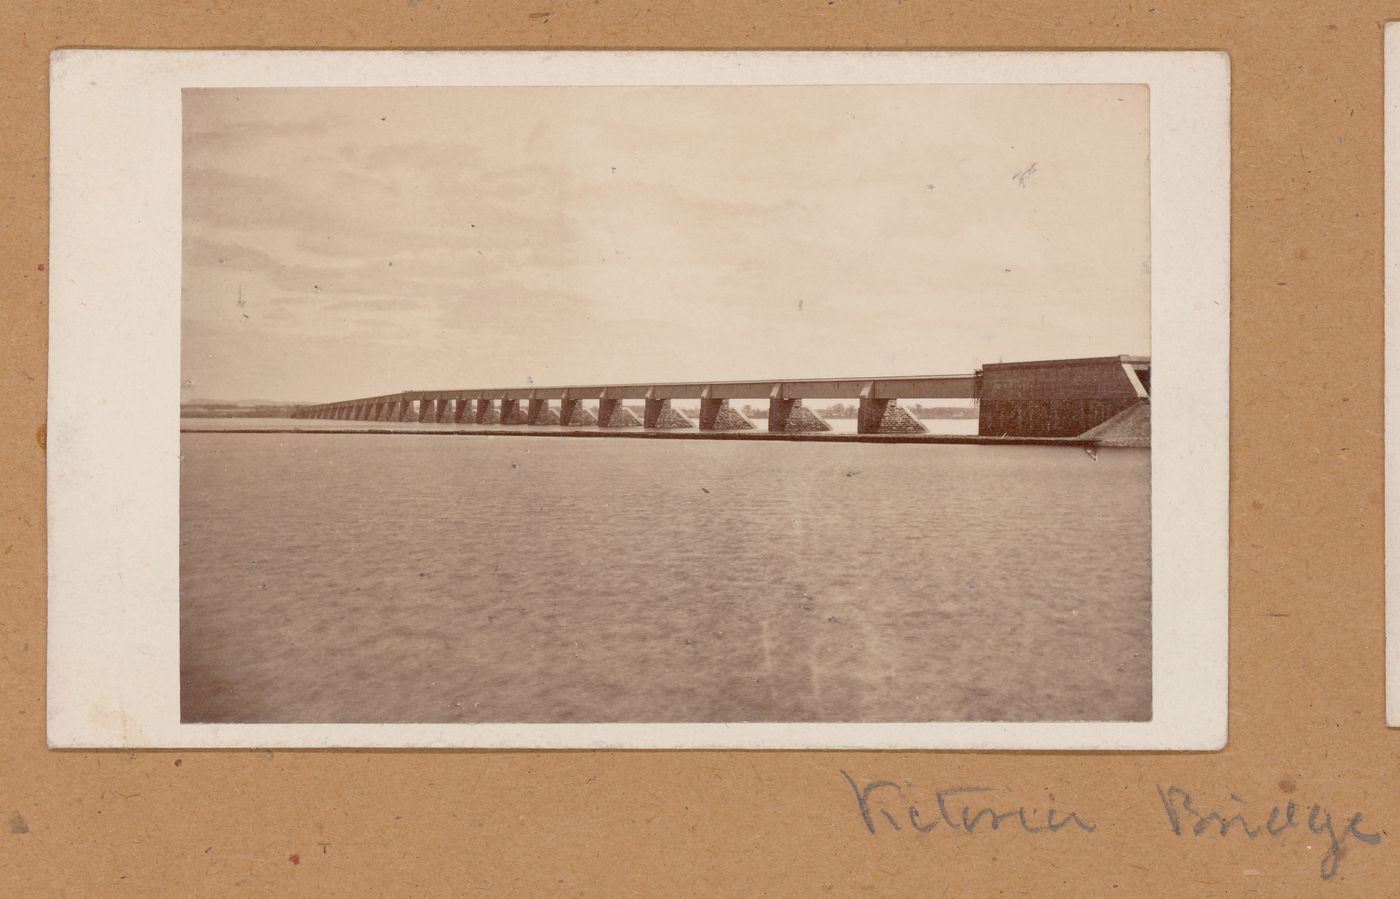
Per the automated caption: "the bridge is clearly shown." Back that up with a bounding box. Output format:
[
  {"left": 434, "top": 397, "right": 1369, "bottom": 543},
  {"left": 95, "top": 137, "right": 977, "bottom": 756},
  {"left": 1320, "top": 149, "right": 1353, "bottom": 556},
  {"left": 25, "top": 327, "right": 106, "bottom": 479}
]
[{"left": 291, "top": 355, "right": 1150, "bottom": 445}]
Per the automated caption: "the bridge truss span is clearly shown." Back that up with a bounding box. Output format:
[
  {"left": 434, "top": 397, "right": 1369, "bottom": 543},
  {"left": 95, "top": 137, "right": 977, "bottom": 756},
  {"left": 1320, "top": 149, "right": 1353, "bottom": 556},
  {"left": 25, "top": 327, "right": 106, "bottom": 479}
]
[{"left": 290, "top": 356, "right": 1148, "bottom": 446}]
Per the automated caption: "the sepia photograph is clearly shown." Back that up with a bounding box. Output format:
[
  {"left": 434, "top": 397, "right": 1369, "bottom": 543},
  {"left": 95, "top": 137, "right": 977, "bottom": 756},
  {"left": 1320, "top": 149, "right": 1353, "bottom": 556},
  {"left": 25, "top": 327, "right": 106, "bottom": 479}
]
[
  {"left": 48, "top": 51, "right": 1228, "bottom": 748},
  {"left": 179, "top": 82, "right": 1152, "bottom": 725}
]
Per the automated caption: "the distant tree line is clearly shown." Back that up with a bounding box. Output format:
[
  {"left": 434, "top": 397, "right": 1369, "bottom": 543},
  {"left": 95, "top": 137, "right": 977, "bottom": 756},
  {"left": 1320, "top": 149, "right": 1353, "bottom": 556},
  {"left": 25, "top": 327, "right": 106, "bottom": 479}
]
[
  {"left": 737, "top": 403, "right": 974, "bottom": 419},
  {"left": 181, "top": 403, "right": 300, "bottom": 418}
]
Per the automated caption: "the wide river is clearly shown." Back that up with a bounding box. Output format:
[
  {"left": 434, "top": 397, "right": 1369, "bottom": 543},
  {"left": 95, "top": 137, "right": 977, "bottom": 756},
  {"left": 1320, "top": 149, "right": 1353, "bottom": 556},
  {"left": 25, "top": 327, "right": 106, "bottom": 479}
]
[{"left": 180, "top": 424, "right": 1150, "bottom": 724}]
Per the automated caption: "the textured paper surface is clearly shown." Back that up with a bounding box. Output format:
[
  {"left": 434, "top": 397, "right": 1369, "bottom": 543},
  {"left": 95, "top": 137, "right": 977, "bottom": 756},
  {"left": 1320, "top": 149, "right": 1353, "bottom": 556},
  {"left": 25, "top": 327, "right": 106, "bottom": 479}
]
[
  {"left": 1387, "top": 24, "right": 1400, "bottom": 728},
  {"left": 1, "top": 2, "right": 1395, "bottom": 896},
  {"left": 46, "top": 50, "right": 1228, "bottom": 750}
]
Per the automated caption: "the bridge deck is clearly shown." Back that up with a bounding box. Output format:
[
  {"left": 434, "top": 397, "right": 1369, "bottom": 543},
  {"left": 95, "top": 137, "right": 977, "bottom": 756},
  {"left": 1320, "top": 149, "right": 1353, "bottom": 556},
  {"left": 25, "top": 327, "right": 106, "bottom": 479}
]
[
  {"left": 331, "top": 375, "right": 979, "bottom": 406},
  {"left": 288, "top": 356, "right": 1148, "bottom": 447}
]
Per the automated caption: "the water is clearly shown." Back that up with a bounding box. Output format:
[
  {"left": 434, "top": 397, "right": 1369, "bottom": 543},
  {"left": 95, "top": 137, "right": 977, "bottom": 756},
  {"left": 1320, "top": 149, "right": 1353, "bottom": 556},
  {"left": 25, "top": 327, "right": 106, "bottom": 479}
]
[{"left": 180, "top": 428, "right": 1150, "bottom": 723}]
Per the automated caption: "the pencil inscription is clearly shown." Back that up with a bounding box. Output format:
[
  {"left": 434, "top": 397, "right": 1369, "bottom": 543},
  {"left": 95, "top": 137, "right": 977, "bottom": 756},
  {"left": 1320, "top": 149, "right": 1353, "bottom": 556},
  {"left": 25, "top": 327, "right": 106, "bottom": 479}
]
[
  {"left": 840, "top": 770, "right": 1096, "bottom": 836},
  {"left": 842, "top": 773, "right": 1384, "bottom": 881},
  {"left": 1155, "top": 784, "right": 1381, "bottom": 881}
]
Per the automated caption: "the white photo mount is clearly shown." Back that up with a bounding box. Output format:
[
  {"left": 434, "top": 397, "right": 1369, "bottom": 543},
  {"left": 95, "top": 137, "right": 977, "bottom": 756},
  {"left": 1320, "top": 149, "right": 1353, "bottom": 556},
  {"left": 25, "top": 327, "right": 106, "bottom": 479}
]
[{"left": 48, "top": 50, "right": 1230, "bottom": 749}]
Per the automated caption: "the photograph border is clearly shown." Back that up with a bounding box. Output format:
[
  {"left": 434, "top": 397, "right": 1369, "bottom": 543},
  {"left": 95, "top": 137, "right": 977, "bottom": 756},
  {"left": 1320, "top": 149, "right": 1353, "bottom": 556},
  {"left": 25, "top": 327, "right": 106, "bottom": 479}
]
[{"left": 47, "top": 49, "right": 1229, "bottom": 749}]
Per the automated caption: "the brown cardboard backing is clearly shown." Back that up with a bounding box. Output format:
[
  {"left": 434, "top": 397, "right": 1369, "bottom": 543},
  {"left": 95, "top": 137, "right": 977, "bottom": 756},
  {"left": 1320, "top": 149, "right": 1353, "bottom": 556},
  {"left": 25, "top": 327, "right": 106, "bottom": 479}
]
[{"left": 0, "top": 2, "right": 1393, "bottom": 895}]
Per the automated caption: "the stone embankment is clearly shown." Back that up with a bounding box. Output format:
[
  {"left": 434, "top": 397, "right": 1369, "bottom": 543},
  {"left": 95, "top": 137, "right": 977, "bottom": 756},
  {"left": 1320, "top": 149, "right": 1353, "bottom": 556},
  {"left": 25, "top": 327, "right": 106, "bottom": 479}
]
[{"left": 1078, "top": 401, "right": 1150, "bottom": 448}]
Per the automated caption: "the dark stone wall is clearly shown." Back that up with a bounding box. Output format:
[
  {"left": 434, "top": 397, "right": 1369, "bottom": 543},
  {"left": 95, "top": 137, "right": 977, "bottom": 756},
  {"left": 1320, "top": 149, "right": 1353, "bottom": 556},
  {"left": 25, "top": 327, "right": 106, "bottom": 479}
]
[
  {"left": 977, "top": 358, "right": 1141, "bottom": 438},
  {"left": 453, "top": 399, "right": 473, "bottom": 423}
]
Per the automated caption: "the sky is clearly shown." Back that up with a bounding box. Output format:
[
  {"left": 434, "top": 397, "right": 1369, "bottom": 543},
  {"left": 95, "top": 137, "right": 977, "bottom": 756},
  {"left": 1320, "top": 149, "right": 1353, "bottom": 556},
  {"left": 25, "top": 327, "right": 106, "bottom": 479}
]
[{"left": 181, "top": 84, "right": 1150, "bottom": 403}]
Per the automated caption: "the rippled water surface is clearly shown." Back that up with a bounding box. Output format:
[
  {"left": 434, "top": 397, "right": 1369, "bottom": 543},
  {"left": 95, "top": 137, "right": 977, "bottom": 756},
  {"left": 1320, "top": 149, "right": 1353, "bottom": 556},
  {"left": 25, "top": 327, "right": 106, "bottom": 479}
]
[{"left": 180, "top": 430, "right": 1150, "bottom": 723}]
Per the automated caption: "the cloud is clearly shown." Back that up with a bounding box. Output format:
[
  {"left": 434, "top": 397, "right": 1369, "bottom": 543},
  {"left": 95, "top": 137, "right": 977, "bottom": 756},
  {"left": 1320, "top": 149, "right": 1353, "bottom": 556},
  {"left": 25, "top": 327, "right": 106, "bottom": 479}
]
[{"left": 182, "top": 85, "right": 1149, "bottom": 401}]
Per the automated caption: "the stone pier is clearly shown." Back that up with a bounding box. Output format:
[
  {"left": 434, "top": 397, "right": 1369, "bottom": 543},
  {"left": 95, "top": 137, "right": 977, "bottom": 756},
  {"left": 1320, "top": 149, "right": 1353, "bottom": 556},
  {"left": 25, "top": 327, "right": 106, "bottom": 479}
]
[
  {"left": 767, "top": 392, "right": 831, "bottom": 433},
  {"left": 857, "top": 395, "right": 928, "bottom": 435},
  {"left": 476, "top": 399, "right": 501, "bottom": 424},
  {"left": 559, "top": 396, "right": 598, "bottom": 426},
  {"left": 527, "top": 398, "right": 560, "bottom": 425},
  {"left": 454, "top": 398, "right": 473, "bottom": 424},
  {"left": 977, "top": 356, "right": 1150, "bottom": 441},
  {"left": 698, "top": 396, "right": 755, "bottom": 431},
  {"left": 644, "top": 396, "right": 693, "bottom": 429},
  {"left": 501, "top": 399, "right": 529, "bottom": 425},
  {"left": 597, "top": 398, "right": 643, "bottom": 427}
]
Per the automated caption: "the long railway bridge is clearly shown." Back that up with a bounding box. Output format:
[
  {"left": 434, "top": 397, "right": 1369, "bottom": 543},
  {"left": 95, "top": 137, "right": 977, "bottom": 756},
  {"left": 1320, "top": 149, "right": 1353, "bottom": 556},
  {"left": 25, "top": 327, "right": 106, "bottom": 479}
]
[{"left": 292, "top": 355, "right": 1150, "bottom": 444}]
